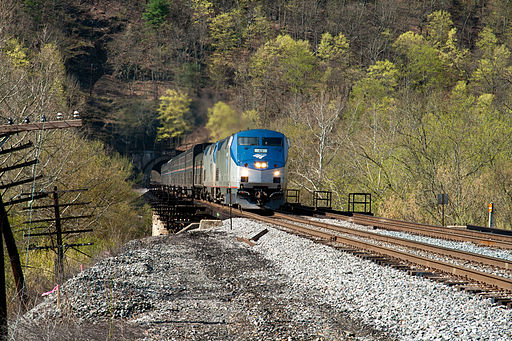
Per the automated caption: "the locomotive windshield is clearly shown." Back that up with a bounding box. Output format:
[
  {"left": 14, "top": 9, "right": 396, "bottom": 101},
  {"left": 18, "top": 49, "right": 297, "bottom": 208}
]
[
  {"left": 238, "top": 137, "right": 259, "bottom": 145},
  {"left": 262, "top": 137, "right": 283, "bottom": 146}
]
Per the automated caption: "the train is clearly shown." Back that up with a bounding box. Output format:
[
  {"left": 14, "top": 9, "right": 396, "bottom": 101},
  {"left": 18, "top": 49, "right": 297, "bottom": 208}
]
[{"left": 160, "top": 129, "right": 289, "bottom": 209}]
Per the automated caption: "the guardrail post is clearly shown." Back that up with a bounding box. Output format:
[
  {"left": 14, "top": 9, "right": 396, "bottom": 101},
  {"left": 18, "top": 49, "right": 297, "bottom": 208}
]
[{"left": 488, "top": 202, "right": 494, "bottom": 228}]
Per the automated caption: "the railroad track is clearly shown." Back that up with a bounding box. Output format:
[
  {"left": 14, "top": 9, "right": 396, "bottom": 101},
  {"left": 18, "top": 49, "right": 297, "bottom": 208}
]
[
  {"left": 271, "top": 212, "right": 512, "bottom": 271},
  {"left": 196, "top": 200, "right": 512, "bottom": 299},
  {"left": 326, "top": 212, "right": 512, "bottom": 249}
]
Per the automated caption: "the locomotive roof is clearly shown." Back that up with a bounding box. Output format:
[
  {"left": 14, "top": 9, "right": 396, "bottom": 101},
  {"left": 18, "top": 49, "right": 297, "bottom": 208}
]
[{"left": 233, "top": 129, "right": 285, "bottom": 138}]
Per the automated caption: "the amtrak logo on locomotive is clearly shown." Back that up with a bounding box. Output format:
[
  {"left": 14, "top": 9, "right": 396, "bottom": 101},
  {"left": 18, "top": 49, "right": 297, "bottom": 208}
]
[{"left": 253, "top": 154, "right": 266, "bottom": 159}]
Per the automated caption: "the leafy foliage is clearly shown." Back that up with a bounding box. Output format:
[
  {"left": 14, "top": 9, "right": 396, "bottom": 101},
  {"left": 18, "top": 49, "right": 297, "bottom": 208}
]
[
  {"left": 250, "top": 34, "right": 317, "bottom": 94},
  {"left": 156, "top": 89, "right": 193, "bottom": 140},
  {"left": 0, "top": 28, "right": 150, "bottom": 313},
  {"left": 425, "top": 10, "right": 454, "bottom": 47},
  {"left": 209, "top": 9, "right": 244, "bottom": 52},
  {"left": 206, "top": 101, "right": 245, "bottom": 140},
  {"left": 471, "top": 27, "right": 512, "bottom": 98},
  {"left": 317, "top": 32, "right": 350, "bottom": 63},
  {"left": 393, "top": 31, "right": 449, "bottom": 90},
  {"left": 142, "top": 0, "right": 171, "bottom": 29},
  {"left": 3, "top": 38, "right": 29, "bottom": 67},
  {"left": 12, "top": 0, "right": 512, "bottom": 235}
]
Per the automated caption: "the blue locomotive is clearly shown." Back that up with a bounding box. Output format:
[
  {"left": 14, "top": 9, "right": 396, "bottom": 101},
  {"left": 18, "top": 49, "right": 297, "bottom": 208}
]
[{"left": 161, "top": 129, "right": 289, "bottom": 209}]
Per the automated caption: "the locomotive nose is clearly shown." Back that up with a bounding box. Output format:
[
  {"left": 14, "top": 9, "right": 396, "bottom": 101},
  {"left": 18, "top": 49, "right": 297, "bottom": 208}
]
[{"left": 239, "top": 165, "right": 283, "bottom": 185}]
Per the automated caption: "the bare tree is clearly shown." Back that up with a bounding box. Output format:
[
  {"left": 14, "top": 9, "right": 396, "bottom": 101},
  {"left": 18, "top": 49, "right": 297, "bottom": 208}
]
[{"left": 287, "top": 91, "right": 345, "bottom": 195}]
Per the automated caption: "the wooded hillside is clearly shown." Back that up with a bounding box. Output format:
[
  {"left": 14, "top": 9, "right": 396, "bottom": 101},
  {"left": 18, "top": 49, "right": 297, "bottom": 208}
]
[
  {"left": 6, "top": 0, "right": 512, "bottom": 228},
  {"left": 0, "top": 0, "right": 151, "bottom": 308}
]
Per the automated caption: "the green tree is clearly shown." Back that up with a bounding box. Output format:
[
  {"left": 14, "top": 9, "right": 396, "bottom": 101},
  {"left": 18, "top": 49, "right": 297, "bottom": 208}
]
[
  {"left": 0, "top": 34, "right": 150, "bottom": 311},
  {"left": 317, "top": 31, "right": 351, "bottom": 90},
  {"left": 348, "top": 60, "right": 401, "bottom": 208},
  {"left": 206, "top": 101, "right": 244, "bottom": 140},
  {"left": 156, "top": 89, "right": 193, "bottom": 140},
  {"left": 3, "top": 38, "right": 29, "bottom": 67},
  {"left": 426, "top": 11, "right": 468, "bottom": 80},
  {"left": 190, "top": 0, "right": 213, "bottom": 20},
  {"left": 317, "top": 32, "right": 350, "bottom": 63},
  {"left": 189, "top": 0, "right": 214, "bottom": 64},
  {"left": 393, "top": 31, "right": 448, "bottom": 90},
  {"left": 250, "top": 34, "right": 317, "bottom": 94},
  {"left": 425, "top": 10, "right": 454, "bottom": 47},
  {"left": 207, "top": 9, "right": 245, "bottom": 88},
  {"left": 371, "top": 82, "right": 512, "bottom": 225},
  {"left": 471, "top": 27, "right": 512, "bottom": 98},
  {"left": 352, "top": 60, "right": 399, "bottom": 102},
  {"left": 243, "top": 6, "right": 272, "bottom": 50},
  {"left": 393, "top": 12, "right": 466, "bottom": 92},
  {"left": 19, "top": 133, "right": 150, "bottom": 299},
  {"left": 248, "top": 34, "right": 318, "bottom": 119},
  {"left": 209, "top": 9, "right": 244, "bottom": 52},
  {"left": 0, "top": 41, "right": 70, "bottom": 125},
  {"left": 142, "top": 0, "right": 171, "bottom": 29}
]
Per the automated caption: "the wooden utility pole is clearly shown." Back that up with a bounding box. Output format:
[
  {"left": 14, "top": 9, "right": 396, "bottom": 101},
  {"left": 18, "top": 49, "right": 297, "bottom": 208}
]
[
  {"left": 26, "top": 187, "right": 92, "bottom": 282},
  {"left": 0, "top": 143, "right": 43, "bottom": 306},
  {"left": 0, "top": 199, "right": 7, "bottom": 338},
  {"left": 0, "top": 120, "right": 82, "bottom": 135},
  {"left": 54, "top": 187, "right": 64, "bottom": 278},
  {"left": 0, "top": 118, "right": 82, "bottom": 340}
]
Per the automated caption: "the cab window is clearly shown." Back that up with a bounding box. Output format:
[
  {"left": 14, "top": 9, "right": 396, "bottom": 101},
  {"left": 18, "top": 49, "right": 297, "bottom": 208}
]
[
  {"left": 262, "top": 137, "right": 282, "bottom": 146},
  {"left": 238, "top": 137, "right": 259, "bottom": 145}
]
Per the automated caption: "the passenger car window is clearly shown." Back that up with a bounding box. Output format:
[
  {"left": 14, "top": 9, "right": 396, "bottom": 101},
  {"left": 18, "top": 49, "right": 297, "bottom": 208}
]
[
  {"left": 262, "top": 137, "right": 282, "bottom": 146},
  {"left": 238, "top": 137, "right": 259, "bottom": 145}
]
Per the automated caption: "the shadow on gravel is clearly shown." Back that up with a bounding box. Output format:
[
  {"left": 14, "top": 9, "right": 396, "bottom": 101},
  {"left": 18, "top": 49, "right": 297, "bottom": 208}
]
[
  {"left": 184, "top": 230, "right": 390, "bottom": 341},
  {"left": 12, "top": 230, "right": 391, "bottom": 340}
]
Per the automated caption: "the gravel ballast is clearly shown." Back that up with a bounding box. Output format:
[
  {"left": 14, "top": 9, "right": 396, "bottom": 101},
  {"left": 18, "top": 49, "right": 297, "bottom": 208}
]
[
  {"left": 311, "top": 217, "right": 512, "bottom": 261},
  {"left": 306, "top": 217, "right": 512, "bottom": 279},
  {"left": 12, "top": 223, "right": 384, "bottom": 341},
  {"left": 11, "top": 217, "right": 512, "bottom": 340},
  {"left": 220, "top": 218, "right": 512, "bottom": 340}
]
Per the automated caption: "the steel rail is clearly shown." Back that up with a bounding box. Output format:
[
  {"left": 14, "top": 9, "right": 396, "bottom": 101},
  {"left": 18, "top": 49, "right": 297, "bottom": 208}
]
[
  {"left": 328, "top": 233, "right": 512, "bottom": 291},
  {"left": 272, "top": 212, "right": 512, "bottom": 271},
  {"left": 351, "top": 213, "right": 512, "bottom": 243},
  {"left": 197, "top": 201, "right": 512, "bottom": 292},
  {"left": 324, "top": 212, "right": 512, "bottom": 249}
]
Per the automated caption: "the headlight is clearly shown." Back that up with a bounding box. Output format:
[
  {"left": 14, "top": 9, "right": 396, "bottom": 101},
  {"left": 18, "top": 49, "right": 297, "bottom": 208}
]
[
  {"left": 255, "top": 161, "right": 268, "bottom": 169},
  {"left": 241, "top": 168, "right": 249, "bottom": 176},
  {"left": 273, "top": 170, "right": 280, "bottom": 177}
]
